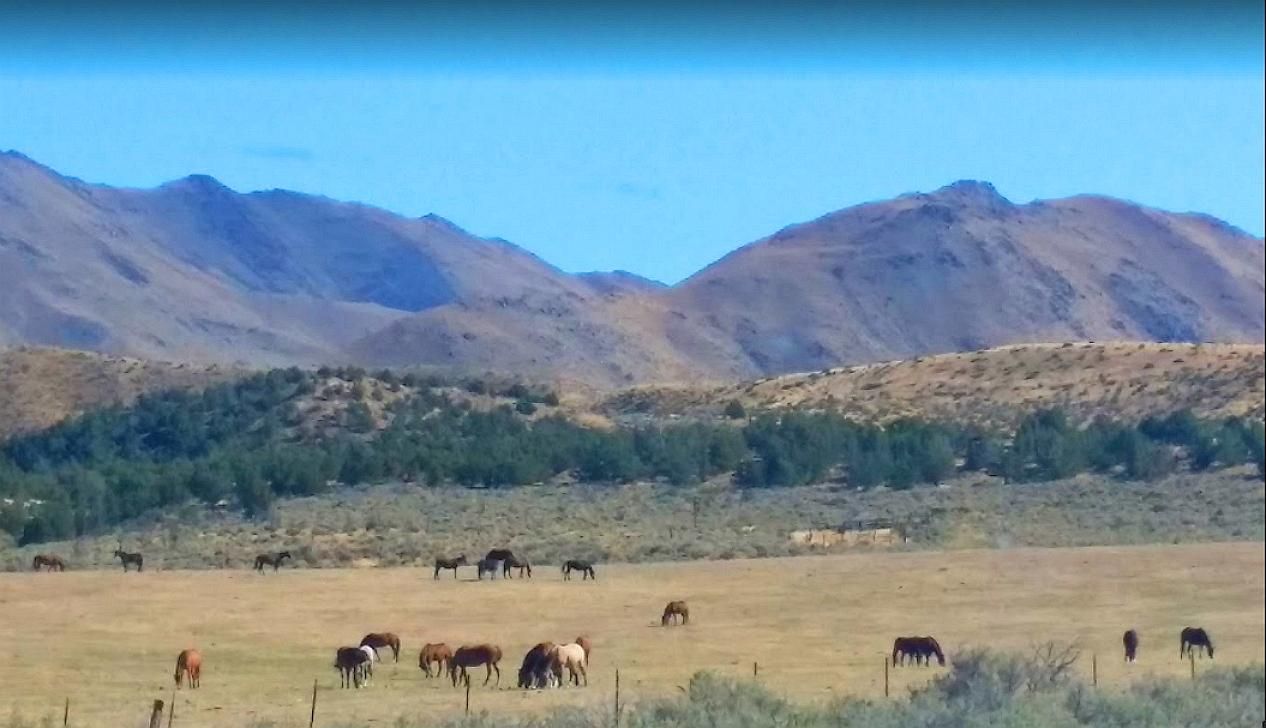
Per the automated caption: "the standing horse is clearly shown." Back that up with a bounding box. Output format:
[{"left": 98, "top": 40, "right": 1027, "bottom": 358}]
[
  {"left": 661, "top": 600, "right": 689, "bottom": 626},
  {"left": 254, "top": 551, "right": 292, "bottom": 572},
  {"left": 562, "top": 560, "right": 596, "bottom": 580},
  {"left": 175, "top": 649, "right": 202, "bottom": 689},
  {"left": 113, "top": 548, "right": 143, "bottom": 572},
  {"left": 358, "top": 645, "right": 378, "bottom": 685},
  {"left": 484, "top": 549, "right": 518, "bottom": 578},
  {"left": 506, "top": 555, "right": 533, "bottom": 579},
  {"left": 574, "top": 635, "right": 592, "bottom": 666},
  {"left": 449, "top": 644, "right": 503, "bottom": 687},
  {"left": 32, "top": 554, "right": 66, "bottom": 572},
  {"left": 360, "top": 632, "right": 401, "bottom": 663},
  {"left": 550, "top": 643, "right": 588, "bottom": 687},
  {"left": 477, "top": 558, "right": 501, "bottom": 580},
  {"left": 517, "top": 642, "right": 557, "bottom": 689},
  {"left": 1123, "top": 629, "right": 1139, "bottom": 663},
  {"left": 434, "top": 555, "right": 468, "bottom": 579},
  {"left": 335, "top": 647, "right": 369, "bottom": 688},
  {"left": 892, "top": 636, "right": 945, "bottom": 666},
  {"left": 419, "top": 643, "right": 453, "bottom": 678},
  {"left": 1180, "top": 627, "right": 1214, "bottom": 659}
]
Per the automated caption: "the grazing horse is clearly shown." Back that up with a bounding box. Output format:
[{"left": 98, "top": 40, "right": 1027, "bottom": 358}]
[
  {"left": 1180, "top": 627, "right": 1214, "bottom": 659},
  {"left": 506, "top": 555, "right": 533, "bottom": 579},
  {"left": 562, "top": 560, "right": 596, "bottom": 581},
  {"left": 360, "top": 632, "right": 401, "bottom": 663},
  {"left": 419, "top": 643, "right": 453, "bottom": 678},
  {"left": 485, "top": 549, "right": 515, "bottom": 577},
  {"left": 32, "top": 554, "right": 66, "bottom": 572},
  {"left": 253, "top": 551, "right": 292, "bottom": 572},
  {"left": 550, "top": 643, "right": 588, "bottom": 687},
  {"left": 661, "top": 600, "right": 689, "bottom": 626},
  {"left": 113, "top": 549, "right": 143, "bottom": 572},
  {"left": 517, "top": 642, "right": 557, "bottom": 689},
  {"left": 1123, "top": 630, "right": 1139, "bottom": 663},
  {"left": 175, "top": 649, "right": 202, "bottom": 689},
  {"left": 477, "top": 558, "right": 501, "bottom": 580},
  {"left": 574, "top": 635, "right": 592, "bottom": 666},
  {"left": 892, "top": 636, "right": 945, "bottom": 666},
  {"left": 358, "top": 645, "right": 378, "bottom": 685},
  {"left": 335, "top": 647, "right": 369, "bottom": 688},
  {"left": 449, "top": 644, "right": 503, "bottom": 687},
  {"left": 434, "top": 555, "right": 468, "bottom": 580}
]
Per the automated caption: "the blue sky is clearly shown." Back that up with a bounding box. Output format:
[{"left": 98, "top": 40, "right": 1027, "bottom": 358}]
[{"left": 1, "top": 2, "right": 1262, "bottom": 283}]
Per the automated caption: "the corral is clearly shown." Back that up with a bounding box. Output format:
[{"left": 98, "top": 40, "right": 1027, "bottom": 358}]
[{"left": 0, "top": 542, "right": 1262, "bottom": 727}]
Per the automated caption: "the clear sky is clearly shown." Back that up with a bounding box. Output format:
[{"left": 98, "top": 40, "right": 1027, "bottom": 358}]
[{"left": 1, "top": 1, "right": 1262, "bottom": 284}]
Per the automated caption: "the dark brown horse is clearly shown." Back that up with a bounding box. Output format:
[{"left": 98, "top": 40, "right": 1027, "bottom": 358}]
[
  {"left": 335, "top": 646, "right": 369, "bottom": 688},
  {"left": 175, "top": 649, "right": 202, "bottom": 688},
  {"left": 517, "top": 642, "right": 557, "bottom": 689},
  {"left": 562, "top": 559, "right": 596, "bottom": 580},
  {"left": 661, "top": 600, "right": 689, "bottom": 626},
  {"left": 449, "top": 644, "right": 503, "bottom": 687},
  {"left": 1123, "top": 629, "right": 1139, "bottom": 663},
  {"left": 1180, "top": 627, "right": 1214, "bottom": 659},
  {"left": 113, "top": 548, "right": 143, "bottom": 572},
  {"left": 32, "top": 554, "right": 66, "bottom": 572},
  {"left": 892, "top": 636, "right": 945, "bottom": 666},
  {"left": 419, "top": 643, "right": 453, "bottom": 678},
  {"left": 254, "top": 551, "right": 292, "bottom": 572},
  {"left": 476, "top": 558, "right": 501, "bottom": 580},
  {"left": 434, "top": 555, "right": 468, "bottom": 579},
  {"left": 360, "top": 632, "right": 401, "bottom": 663}
]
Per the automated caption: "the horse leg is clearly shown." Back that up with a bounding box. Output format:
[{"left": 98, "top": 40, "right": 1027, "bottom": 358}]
[{"left": 493, "top": 662, "right": 501, "bottom": 686}]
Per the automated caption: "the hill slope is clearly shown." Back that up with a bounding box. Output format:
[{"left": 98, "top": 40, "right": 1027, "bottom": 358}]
[{"left": 3, "top": 153, "right": 1262, "bottom": 385}]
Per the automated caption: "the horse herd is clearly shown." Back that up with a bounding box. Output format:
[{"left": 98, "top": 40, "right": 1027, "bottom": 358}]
[{"left": 888, "top": 627, "right": 1215, "bottom": 669}]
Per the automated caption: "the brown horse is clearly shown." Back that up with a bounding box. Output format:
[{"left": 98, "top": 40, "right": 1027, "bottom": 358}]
[
  {"left": 661, "top": 600, "right": 689, "bottom": 626},
  {"left": 892, "top": 636, "right": 945, "bottom": 666},
  {"left": 254, "top": 551, "right": 292, "bottom": 572},
  {"left": 113, "top": 548, "right": 143, "bottom": 572},
  {"left": 419, "top": 643, "right": 453, "bottom": 678},
  {"left": 1180, "top": 627, "right": 1214, "bottom": 659},
  {"left": 517, "top": 642, "right": 557, "bottom": 689},
  {"left": 32, "top": 554, "right": 66, "bottom": 572},
  {"left": 335, "top": 646, "right": 369, "bottom": 688},
  {"left": 562, "top": 559, "right": 596, "bottom": 580},
  {"left": 360, "top": 632, "right": 401, "bottom": 663},
  {"left": 449, "top": 644, "right": 503, "bottom": 687},
  {"left": 175, "top": 649, "right": 202, "bottom": 689},
  {"left": 506, "top": 555, "right": 533, "bottom": 579},
  {"left": 1123, "top": 629, "right": 1139, "bottom": 663},
  {"left": 574, "top": 635, "right": 592, "bottom": 666},
  {"left": 434, "top": 555, "right": 468, "bottom": 579}
]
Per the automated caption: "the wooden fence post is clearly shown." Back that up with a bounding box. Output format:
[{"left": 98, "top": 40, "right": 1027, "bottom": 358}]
[
  {"left": 167, "top": 688, "right": 176, "bottom": 728},
  {"left": 309, "top": 679, "right": 318, "bottom": 728},
  {"left": 147, "top": 700, "right": 164, "bottom": 728},
  {"left": 614, "top": 668, "right": 621, "bottom": 728},
  {"left": 63, "top": 697, "right": 69, "bottom": 727},
  {"left": 753, "top": 661, "right": 758, "bottom": 678},
  {"left": 883, "top": 656, "right": 889, "bottom": 697},
  {"left": 1092, "top": 653, "right": 1097, "bottom": 687},
  {"left": 1189, "top": 652, "right": 1196, "bottom": 681}
]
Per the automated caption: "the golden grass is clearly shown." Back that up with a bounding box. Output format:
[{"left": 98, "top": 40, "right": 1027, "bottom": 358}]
[{"left": 1, "top": 542, "right": 1262, "bottom": 727}]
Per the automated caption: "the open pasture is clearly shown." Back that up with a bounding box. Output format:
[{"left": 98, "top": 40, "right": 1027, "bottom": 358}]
[{"left": 1, "top": 542, "right": 1262, "bottom": 727}]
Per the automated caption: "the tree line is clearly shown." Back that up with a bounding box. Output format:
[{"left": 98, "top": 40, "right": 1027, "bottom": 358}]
[{"left": 0, "top": 368, "right": 1261, "bottom": 546}]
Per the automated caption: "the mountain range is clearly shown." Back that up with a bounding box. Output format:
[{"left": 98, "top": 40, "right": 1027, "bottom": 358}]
[{"left": 2, "top": 150, "right": 1262, "bottom": 386}]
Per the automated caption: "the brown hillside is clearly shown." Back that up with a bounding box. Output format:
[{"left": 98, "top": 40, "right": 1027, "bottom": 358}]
[
  {"left": 0, "top": 347, "right": 240, "bottom": 438},
  {"left": 600, "top": 342, "right": 1266, "bottom": 428}
]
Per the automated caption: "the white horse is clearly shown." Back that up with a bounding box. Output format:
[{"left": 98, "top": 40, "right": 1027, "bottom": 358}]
[
  {"left": 358, "top": 644, "right": 379, "bottom": 685},
  {"left": 550, "top": 643, "right": 588, "bottom": 687}
]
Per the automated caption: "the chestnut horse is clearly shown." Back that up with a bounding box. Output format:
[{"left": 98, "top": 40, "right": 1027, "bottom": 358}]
[
  {"left": 254, "top": 551, "right": 291, "bottom": 572},
  {"left": 550, "top": 643, "right": 588, "bottom": 687},
  {"left": 449, "top": 644, "right": 503, "bottom": 687},
  {"left": 1180, "top": 627, "right": 1214, "bottom": 659},
  {"left": 175, "top": 649, "right": 202, "bottom": 689},
  {"left": 517, "top": 642, "right": 557, "bottom": 689},
  {"left": 360, "top": 632, "right": 401, "bottom": 663},
  {"left": 32, "top": 554, "right": 66, "bottom": 572},
  {"left": 113, "top": 548, "right": 143, "bottom": 572},
  {"left": 434, "top": 555, "right": 468, "bottom": 579},
  {"left": 335, "top": 646, "right": 369, "bottom": 688},
  {"left": 575, "top": 635, "right": 592, "bottom": 666},
  {"left": 661, "top": 600, "right": 689, "bottom": 626},
  {"left": 562, "top": 560, "right": 596, "bottom": 580},
  {"left": 419, "top": 643, "right": 454, "bottom": 678},
  {"left": 1123, "top": 629, "right": 1139, "bottom": 663}
]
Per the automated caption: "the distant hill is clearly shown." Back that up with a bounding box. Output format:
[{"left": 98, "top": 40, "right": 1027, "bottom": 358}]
[{"left": 3, "top": 152, "right": 1262, "bottom": 385}]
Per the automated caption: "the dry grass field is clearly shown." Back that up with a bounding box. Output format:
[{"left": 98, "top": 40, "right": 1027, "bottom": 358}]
[{"left": 1, "top": 542, "right": 1262, "bottom": 727}]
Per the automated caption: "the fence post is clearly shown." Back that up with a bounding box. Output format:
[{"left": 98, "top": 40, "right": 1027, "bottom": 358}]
[
  {"left": 464, "top": 674, "right": 471, "bottom": 715},
  {"left": 63, "top": 698, "right": 69, "bottom": 727},
  {"left": 309, "top": 679, "right": 318, "bottom": 728},
  {"left": 147, "top": 700, "right": 164, "bottom": 728},
  {"left": 753, "top": 661, "right": 758, "bottom": 678},
  {"left": 614, "top": 668, "right": 621, "bottom": 728},
  {"left": 883, "top": 656, "right": 889, "bottom": 697},
  {"left": 1189, "top": 652, "right": 1195, "bottom": 681},
  {"left": 1092, "top": 653, "right": 1097, "bottom": 687},
  {"left": 167, "top": 688, "right": 176, "bottom": 728}
]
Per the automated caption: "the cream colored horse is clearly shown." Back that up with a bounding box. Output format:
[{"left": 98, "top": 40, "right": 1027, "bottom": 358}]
[{"left": 550, "top": 643, "right": 588, "bottom": 687}]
